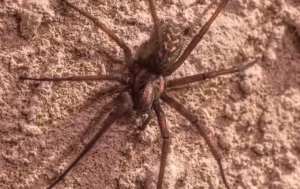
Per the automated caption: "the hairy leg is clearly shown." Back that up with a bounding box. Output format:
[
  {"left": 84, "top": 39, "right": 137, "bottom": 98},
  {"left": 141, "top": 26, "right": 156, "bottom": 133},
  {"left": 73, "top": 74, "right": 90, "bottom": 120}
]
[
  {"left": 153, "top": 100, "right": 170, "bottom": 189},
  {"left": 165, "top": 0, "right": 229, "bottom": 75},
  {"left": 48, "top": 92, "right": 133, "bottom": 189},
  {"left": 161, "top": 93, "right": 231, "bottom": 189},
  {"left": 148, "top": 0, "right": 161, "bottom": 42},
  {"left": 167, "top": 58, "right": 257, "bottom": 88},
  {"left": 19, "top": 74, "right": 130, "bottom": 84},
  {"left": 61, "top": 0, "right": 133, "bottom": 70}
]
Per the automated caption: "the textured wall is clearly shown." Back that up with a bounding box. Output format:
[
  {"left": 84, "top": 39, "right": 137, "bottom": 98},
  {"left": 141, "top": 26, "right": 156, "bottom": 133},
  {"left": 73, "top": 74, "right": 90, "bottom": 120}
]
[{"left": 0, "top": 0, "right": 299, "bottom": 188}]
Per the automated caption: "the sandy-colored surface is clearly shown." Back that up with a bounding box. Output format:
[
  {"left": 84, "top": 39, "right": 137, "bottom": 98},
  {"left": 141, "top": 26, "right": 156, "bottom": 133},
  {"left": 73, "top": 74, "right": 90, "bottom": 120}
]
[{"left": 1, "top": 0, "right": 300, "bottom": 189}]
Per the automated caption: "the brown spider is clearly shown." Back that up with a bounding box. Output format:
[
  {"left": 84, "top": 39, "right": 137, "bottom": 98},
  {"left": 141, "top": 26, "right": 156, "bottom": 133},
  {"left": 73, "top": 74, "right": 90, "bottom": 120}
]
[{"left": 20, "top": 0, "right": 257, "bottom": 188}]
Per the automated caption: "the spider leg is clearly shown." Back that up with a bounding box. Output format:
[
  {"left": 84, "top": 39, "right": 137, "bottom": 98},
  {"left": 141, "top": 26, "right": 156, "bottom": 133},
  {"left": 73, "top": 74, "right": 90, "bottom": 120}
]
[
  {"left": 61, "top": 0, "right": 133, "bottom": 70},
  {"left": 165, "top": 0, "right": 229, "bottom": 76},
  {"left": 153, "top": 100, "right": 170, "bottom": 189},
  {"left": 47, "top": 92, "right": 133, "bottom": 189},
  {"left": 167, "top": 58, "right": 257, "bottom": 88},
  {"left": 148, "top": 0, "right": 161, "bottom": 42},
  {"left": 136, "top": 0, "right": 162, "bottom": 63},
  {"left": 19, "top": 74, "right": 130, "bottom": 84},
  {"left": 161, "top": 93, "right": 231, "bottom": 189}
]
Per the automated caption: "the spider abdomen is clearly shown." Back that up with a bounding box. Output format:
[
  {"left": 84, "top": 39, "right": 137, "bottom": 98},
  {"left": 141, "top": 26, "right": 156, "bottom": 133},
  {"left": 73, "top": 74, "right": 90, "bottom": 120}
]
[
  {"left": 153, "top": 23, "right": 183, "bottom": 73},
  {"left": 138, "top": 22, "right": 183, "bottom": 74}
]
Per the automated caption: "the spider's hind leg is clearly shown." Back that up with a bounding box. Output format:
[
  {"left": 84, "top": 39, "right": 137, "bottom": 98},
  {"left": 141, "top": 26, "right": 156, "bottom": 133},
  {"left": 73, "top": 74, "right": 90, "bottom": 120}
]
[
  {"left": 148, "top": 0, "right": 161, "bottom": 43},
  {"left": 166, "top": 0, "right": 229, "bottom": 75},
  {"left": 61, "top": 0, "right": 133, "bottom": 70}
]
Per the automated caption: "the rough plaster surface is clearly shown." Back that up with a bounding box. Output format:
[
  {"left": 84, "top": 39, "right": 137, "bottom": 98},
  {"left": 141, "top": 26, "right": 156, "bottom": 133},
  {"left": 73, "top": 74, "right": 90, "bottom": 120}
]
[{"left": 1, "top": 0, "right": 300, "bottom": 189}]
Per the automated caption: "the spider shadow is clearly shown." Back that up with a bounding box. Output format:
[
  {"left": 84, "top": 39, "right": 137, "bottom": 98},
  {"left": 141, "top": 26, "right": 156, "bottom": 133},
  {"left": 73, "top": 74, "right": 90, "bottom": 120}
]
[{"left": 31, "top": 84, "right": 130, "bottom": 188}]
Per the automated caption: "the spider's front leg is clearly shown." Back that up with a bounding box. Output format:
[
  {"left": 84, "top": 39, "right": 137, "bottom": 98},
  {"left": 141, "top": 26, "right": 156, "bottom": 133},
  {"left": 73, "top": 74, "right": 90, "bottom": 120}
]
[
  {"left": 161, "top": 93, "right": 231, "bottom": 189},
  {"left": 47, "top": 92, "right": 133, "bottom": 189},
  {"left": 153, "top": 100, "right": 170, "bottom": 189}
]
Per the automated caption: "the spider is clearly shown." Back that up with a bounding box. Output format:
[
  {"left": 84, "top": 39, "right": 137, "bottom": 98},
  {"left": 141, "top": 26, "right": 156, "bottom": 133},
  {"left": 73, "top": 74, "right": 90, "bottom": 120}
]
[{"left": 20, "top": 0, "right": 257, "bottom": 188}]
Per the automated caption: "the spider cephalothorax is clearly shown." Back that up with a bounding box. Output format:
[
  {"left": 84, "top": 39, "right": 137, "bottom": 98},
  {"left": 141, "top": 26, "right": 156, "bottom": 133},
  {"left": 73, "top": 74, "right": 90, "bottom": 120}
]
[
  {"left": 132, "top": 67, "right": 165, "bottom": 112},
  {"left": 20, "top": 0, "right": 258, "bottom": 188}
]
